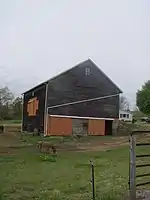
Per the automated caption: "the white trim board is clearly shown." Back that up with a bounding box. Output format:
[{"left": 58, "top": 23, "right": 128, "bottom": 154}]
[
  {"left": 44, "top": 83, "right": 48, "bottom": 133},
  {"left": 47, "top": 93, "right": 120, "bottom": 110},
  {"left": 49, "top": 114, "right": 115, "bottom": 120}
]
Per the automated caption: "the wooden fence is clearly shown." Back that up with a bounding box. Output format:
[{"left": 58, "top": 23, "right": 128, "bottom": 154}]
[{"left": 129, "top": 131, "right": 150, "bottom": 200}]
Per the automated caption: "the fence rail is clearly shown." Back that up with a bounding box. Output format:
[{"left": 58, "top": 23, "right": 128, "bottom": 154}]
[
  {"left": 129, "top": 130, "right": 150, "bottom": 200},
  {"left": 136, "top": 163, "right": 150, "bottom": 168},
  {"left": 136, "top": 143, "right": 150, "bottom": 146},
  {"left": 136, "top": 173, "right": 150, "bottom": 178},
  {"left": 136, "top": 181, "right": 150, "bottom": 187},
  {"left": 136, "top": 154, "right": 150, "bottom": 158}
]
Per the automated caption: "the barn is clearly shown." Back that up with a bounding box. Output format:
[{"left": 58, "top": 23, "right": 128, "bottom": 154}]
[{"left": 22, "top": 59, "right": 122, "bottom": 136}]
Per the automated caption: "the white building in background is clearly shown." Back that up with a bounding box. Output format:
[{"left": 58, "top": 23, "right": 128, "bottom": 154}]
[{"left": 119, "top": 110, "right": 133, "bottom": 122}]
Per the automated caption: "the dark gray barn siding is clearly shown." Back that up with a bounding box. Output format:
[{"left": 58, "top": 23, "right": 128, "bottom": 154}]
[
  {"left": 48, "top": 96, "right": 119, "bottom": 118},
  {"left": 22, "top": 84, "right": 46, "bottom": 132},
  {"left": 46, "top": 60, "right": 121, "bottom": 118}
]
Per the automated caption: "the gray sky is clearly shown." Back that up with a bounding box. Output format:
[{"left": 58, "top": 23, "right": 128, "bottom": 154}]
[{"left": 0, "top": 0, "right": 150, "bottom": 108}]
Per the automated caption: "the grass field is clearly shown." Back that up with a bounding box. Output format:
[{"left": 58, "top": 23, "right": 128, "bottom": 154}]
[
  {"left": 0, "top": 120, "right": 21, "bottom": 125},
  {"left": 0, "top": 133, "right": 150, "bottom": 200}
]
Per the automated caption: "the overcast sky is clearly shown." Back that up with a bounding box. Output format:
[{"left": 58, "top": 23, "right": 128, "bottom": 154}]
[{"left": 0, "top": 0, "right": 150, "bottom": 108}]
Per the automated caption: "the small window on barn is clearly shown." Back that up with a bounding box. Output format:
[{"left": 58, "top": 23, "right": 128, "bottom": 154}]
[
  {"left": 120, "top": 114, "right": 123, "bottom": 118},
  {"left": 85, "top": 67, "right": 91, "bottom": 76},
  {"left": 123, "top": 114, "right": 126, "bottom": 118},
  {"left": 126, "top": 114, "right": 129, "bottom": 118}
]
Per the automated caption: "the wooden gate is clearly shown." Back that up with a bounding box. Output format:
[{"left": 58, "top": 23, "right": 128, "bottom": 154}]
[{"left": 129, "top": 130, "right": 150, "bottom": 200}]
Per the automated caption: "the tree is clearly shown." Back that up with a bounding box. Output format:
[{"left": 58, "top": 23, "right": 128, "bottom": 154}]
[
  {"left": 0, "top": 87, "right": 14, "bottom": 120},
  {"left": 132, "top": 106, "right": 146, "bottom": 120},
  {"left": 0, "top": 86, "right": 23, "bottom": 120},
  {"left": 119, "top": 95, "right": 130, "bottom": 111},
  {"left": 136, "top": 80, "right": 150, "bottom": 115},
  {"left": 12, "top": 96, "right": 23, "bottom": 119},
  {"left": 0, "top": 87, "right": 14, "bottom": 105}
]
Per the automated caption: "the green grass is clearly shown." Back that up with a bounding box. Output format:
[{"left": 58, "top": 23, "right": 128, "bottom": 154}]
[
  {"left": 1, "top": 133, "right": 150, "bottom": 200},
  {"left": 0, "top": 120, "right": 21, "bottom": 125},
  {"left": 0, "top": 145, "right": 129, "bottom": 200}
]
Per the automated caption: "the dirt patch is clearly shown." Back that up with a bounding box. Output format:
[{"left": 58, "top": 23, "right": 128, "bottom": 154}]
[
  {"left": 76, "top": 138, "right": 128, "bottom": 152},
  {"left": 123, "top": 190, "right": 150, "bottom": 200},
  {"left": 0, "top": 133, "right": 33, "bottom": 155},
  {"left": 0, "top": 147, "right": 16, "bottom": 155},
  {"left": 51, "top": 136, "right": 129, "bottom": 152},
  {"left": 0, "top": 133, "right": 130, "bottom": 155}
]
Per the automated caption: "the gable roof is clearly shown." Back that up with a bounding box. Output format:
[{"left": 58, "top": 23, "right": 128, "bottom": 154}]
[
  {"left": 88, "top": 59, "right": 122, "bottom": 93},
  {"left": 22, "top": 59, "right": 122, "bottom": 94}
]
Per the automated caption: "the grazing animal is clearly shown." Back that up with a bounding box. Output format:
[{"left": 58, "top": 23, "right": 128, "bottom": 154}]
[
  {"left": 0, "top": 125, "right": 4, "bottom": 133},
  {"left": 37, "top": 141, "right": 56, "bottom": 154}
]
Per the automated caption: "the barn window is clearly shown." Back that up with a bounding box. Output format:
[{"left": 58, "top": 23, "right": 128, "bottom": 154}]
[{"left": 85, "top": 67, "right": 91, "bottom": 76}]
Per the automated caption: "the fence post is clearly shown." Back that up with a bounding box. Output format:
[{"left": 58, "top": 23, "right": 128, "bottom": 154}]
[
  {"left": 90, "top": 160, "right": 95, "bottom": 200},
  {"left": 129, "top": 134, "right": 136, "bottom": 200}
]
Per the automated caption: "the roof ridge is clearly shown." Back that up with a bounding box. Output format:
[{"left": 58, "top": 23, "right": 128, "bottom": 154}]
[{"left": 22, "top": 59, "right": 122, "bottom": 94}]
